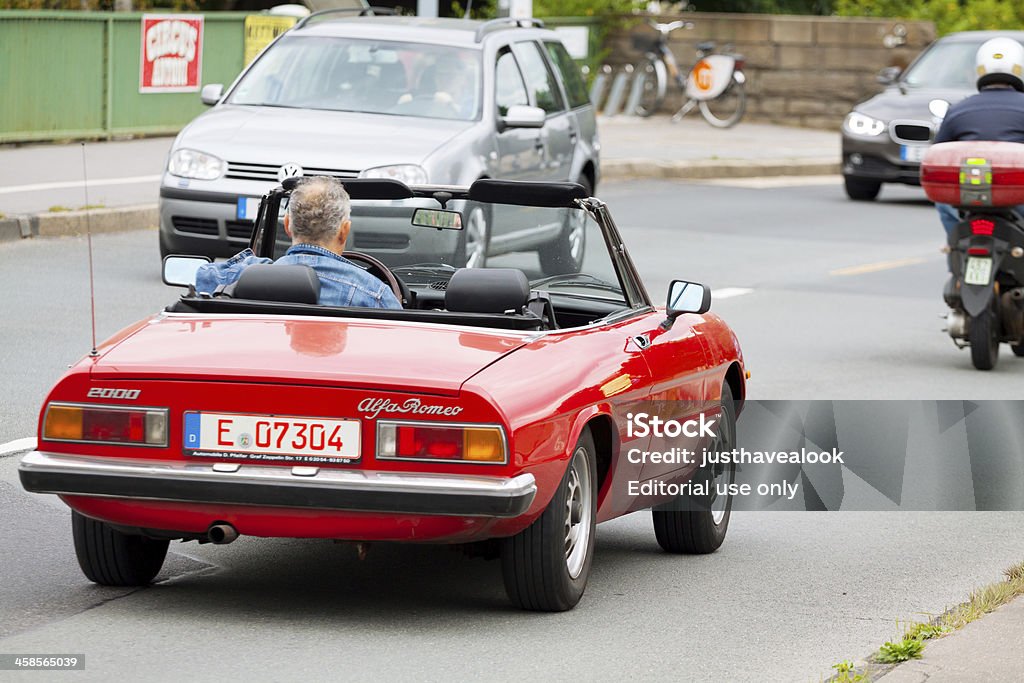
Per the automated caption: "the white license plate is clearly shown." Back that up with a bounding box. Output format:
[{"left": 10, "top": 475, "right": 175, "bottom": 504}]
[
  {"left": 184, "top": 412, "right": 361, "bottom": 461},
  {"left": 901, "top": 145, "right": 928, "bottom": 163},
  {"left": 964, "top": 257, "right": 993, "bottom": 286},
  {"left": 236, "top": 197, "right": 260, "bottom": 221}
]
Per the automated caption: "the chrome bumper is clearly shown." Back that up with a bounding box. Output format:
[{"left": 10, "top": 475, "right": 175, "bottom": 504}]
[{"left": 19, "top": 451, "right": 537, "bottom": 518}]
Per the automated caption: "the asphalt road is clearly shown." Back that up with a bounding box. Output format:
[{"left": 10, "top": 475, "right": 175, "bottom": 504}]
[{"left": 2, "top": 178, "right": 1023, "bottom": 682}]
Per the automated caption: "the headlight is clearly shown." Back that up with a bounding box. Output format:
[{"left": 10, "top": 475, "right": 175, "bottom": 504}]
[
  {"left": 168, "top": 149, "right": 225, "bottom": 180},
  {"left": 843, "top": 112, "right": 886, "bottom": 137},
  {"left": 359, "top": 164, "right": 428, "bottom": 185},
  {"left": 377, "top": 421, "right": 506, "bottom": 463},
  {"left": 43, "top": 403, "right": 168, "bottom": 447}
]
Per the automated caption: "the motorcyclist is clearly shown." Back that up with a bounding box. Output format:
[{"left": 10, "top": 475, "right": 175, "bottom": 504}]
[{"left": 934, "top": 37, "right": 1024, "bottom": 236}]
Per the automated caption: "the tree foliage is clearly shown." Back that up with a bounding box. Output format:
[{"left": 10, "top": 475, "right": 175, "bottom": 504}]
[{"left": 835, "top": 0, "right": 1024, "bottom": 34}]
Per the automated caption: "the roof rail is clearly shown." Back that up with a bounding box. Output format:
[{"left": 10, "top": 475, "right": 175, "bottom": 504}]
[
  {"left": 474, "top": 17, "right": 545, "bottom": 42},
  {"left": 294, "top": 6, "right": 396, "bottom": 30}
]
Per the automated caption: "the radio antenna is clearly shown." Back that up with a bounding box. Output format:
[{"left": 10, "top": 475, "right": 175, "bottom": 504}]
[
  {"left": 80, "top": 143, "right": 99, "bottom": 358},
  {"left": 464, "top": 0, "right": 473, "bottom": 19}
]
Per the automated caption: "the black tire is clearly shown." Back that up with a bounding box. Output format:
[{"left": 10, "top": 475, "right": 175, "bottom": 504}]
[
  {"left": 1012, "top": 343, "right": 1024, "bottom": 357},
  {"left": 72, "top": 511, "right": 169, "bottom": 586},
  {"left": 698, "top": 81, "right": 747, "bottom": 129},
  {"left": 844, "top": 176, "right": 882, "bottom": 201},
  {"left": 456, "top": 203, "right": 490, "bottom": 268},
  {"left": 652, "top": 383, "right": 737, "bottom": 554},
  {"left": 969, "top": 307, "right": 1000, "bottom": 371},
  {"left": 501, "top": 429, "right": 597, "bottom": 612},
  {"left": 634, "top": 59, "right": 663, "bottom": 117},
  {"left": 539, "top": 177, "right": 590, "bottom": 276}
]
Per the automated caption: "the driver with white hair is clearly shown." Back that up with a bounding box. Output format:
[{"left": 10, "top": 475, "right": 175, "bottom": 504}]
[{"left": 194, "top": 176, "right": 402, "bottom": 309}]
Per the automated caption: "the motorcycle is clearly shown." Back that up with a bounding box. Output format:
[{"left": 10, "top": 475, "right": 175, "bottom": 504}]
[{"left": 922, "top": 141, "right": 1024, "bottom": 370}]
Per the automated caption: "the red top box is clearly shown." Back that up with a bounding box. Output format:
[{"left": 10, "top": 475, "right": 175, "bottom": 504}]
[{"left": 921, "top": 141, "right": 1024, "bottom": 207}]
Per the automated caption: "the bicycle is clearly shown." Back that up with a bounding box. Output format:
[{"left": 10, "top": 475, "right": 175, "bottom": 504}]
[{"left": 633, "top": 19, "right": 747, "bottom": 128}]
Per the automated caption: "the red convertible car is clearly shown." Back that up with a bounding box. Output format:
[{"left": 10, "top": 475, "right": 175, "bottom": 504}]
[{"left": 20, "top": 178, "right": 746, "bottom": 611}]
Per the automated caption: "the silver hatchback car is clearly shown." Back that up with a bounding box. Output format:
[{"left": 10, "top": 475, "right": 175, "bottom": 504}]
[{"left": 159, "top": 14, "right": 600, "bottom": 274}]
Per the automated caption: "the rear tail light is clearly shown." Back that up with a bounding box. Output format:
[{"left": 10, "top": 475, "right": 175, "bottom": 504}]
[
  {"left": 968, "top": 247, "right": 991, "bottom": 256},
  {"left": 971, "top": 219, "right": 995, "bottom": 236},
  {"left": 377, "top": 421, "right": 506, "bottom": 464},
  {"left": 43, "top": 403, "right": 168, "bottom": 446},
  {"left": 734, "top": 58, "right": 745, "bottom": 71}
]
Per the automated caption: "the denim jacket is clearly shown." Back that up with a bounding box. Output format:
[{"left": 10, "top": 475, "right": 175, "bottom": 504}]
[{"left": 195, "top": 244, "right": 402, "bottom": 309}]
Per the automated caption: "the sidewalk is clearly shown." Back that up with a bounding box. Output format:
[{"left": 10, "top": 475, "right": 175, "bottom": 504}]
[
  {"left": 874, "top": 595, "right": 1024, "bottom": 683},
  {"left": 0, "top": 115, "right": 840, "bottom": 241}
]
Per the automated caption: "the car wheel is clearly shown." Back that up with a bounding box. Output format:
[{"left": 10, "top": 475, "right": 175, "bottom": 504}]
[
  {"left": 652, "top": 383, "right": 737, "bottom": 554},
  {"left": 456, "top": 203, "right": 490, "bottom": 269},
  {"left": 501, "top": 428, "right": 597, "bottom": 611},
  {"left": 539, "top": 177, "right": 590, "bottom": 276},
  {"left": 1012, "top": 342, "right": 1024, "bottom": 357},
  {"left": 969, "top": 307, "right": 1000, "bottom": 371},
  {"left": 72, "top": 511, "right": 169, "bottom": 586},
  {"left": 844, "top": 176, "right": 882, "bottom": 201}
]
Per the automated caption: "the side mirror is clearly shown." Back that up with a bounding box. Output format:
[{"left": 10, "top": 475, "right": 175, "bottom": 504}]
[
  {"left": 876, "top": 66, "right": 902, "bottom": 86},
  {"left": 501, "top": 105, "right": 545, "bottom": 129},
  {"left": 200, "top": 83, "right": 225, "bottom": 106},
  {"left": 662, "top": 280, "right": 710, "bottom": 329},
  {"left": 163, "top": 255, "right": 212, "bottom": 288}
]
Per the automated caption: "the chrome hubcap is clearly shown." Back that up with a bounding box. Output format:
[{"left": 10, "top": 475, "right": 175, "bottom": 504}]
[
  {"left": 564, "top": 447, "right": 592, "bottom": 579},
  {"left": 464, "top": 207, "right": 487, "bottom": 268}
]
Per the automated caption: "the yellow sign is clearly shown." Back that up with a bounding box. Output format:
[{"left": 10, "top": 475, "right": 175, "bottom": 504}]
[{"left": 244, "top": 15, "right": 297, "bottom": 65}]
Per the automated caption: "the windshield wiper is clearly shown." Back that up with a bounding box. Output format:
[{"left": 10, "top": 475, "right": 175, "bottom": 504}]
[
  {"left": 391, "top": 263, "right": 458, "bottom": 277},
  {"left": 531, "top": 273, "right": 623, "bottom": 293}
]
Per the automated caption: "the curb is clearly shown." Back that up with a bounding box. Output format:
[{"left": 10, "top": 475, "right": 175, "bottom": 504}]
[
  {"left": 601, "top": 158, "right": 839, "bottom": 181},
  {"left": 0, "top": 158, "right": 838, "bottom": 244},
  {"left": 0, "top": 204, "right": 158, "bottom": 243}
]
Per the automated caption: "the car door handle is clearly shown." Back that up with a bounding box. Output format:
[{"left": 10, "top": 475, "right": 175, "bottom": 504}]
[
  {"left": 534, "top": 138, "right": 545, "bottom": 150},
  {"left": 569, "top": 131, "right": 578, "bottom": 143}
]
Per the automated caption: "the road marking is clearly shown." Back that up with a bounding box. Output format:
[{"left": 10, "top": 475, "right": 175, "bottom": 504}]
[
  {"left": 0, "top": 175, "right": 162, "bottom": 195},
  {"left": 0, "top": 437, "right": 36, "bottom": 457},
  {"left": 829, "top": 257, "right": 929, "bottom": 277},
  {"left": 713, "top": 287, "right": 754, "bottom": 300},
  {"left": 695, "top": 175, "right": 842, "bottom": 189}
]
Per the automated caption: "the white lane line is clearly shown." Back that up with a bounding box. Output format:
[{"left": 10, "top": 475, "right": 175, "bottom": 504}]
[
  {"left": 0, "top": 437, "right": 37, "bottom": 457},
  {"left": 0, "top": 175, "right": 163, "bottom": 195},
  {"left": 695, "top": 175, "right": 842, "bottom": 189},
  {"left": 829, "top": 256, "right": 929, "bottom": 277},
  {"left": 713, "top": 287, "right": 755, "bottom": 300}
]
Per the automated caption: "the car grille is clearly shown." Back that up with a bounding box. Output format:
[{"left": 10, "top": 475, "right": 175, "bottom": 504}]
[
  {"left": 225, "top": 162, "right": 361, "bottom": 182},
  {"left": 171, "top": 216, "right": 218, "bottom": 236},
  {"left": 353, "top": 233, "right": 410, "bottom": 250},
  {"left": 890, "top": 123, "right": 931, "bottom": 144},
  {"left": 225, "top": 220, "right": 254, "bottom": 240}
]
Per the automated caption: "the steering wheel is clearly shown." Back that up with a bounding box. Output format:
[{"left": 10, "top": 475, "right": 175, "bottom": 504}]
[{"left": 344, "top": 251, "right": 410, "bottom": 306}]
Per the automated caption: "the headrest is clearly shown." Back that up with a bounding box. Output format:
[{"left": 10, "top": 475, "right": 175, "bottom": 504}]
[
  {"left": 445, "top": 268, "right": 530, "bottom": 314},
  {"left": 233, "top": 264, "right": 320, "bottom": 304}
]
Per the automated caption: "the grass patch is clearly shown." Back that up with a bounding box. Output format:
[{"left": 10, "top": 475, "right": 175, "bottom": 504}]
[
  {"left": 826, "top": 560, "right": 1024, "bottom": 681},
  {"left": 47, "top": 204, "right": 105, "bottom": 213}
]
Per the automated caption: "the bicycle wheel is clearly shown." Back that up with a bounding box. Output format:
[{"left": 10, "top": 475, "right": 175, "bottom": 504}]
[
  {"left": 633, "top": 58, "right": 665, "bottom": 117},
  {"left": 698, "top": 78, "right": 746, "bottom": 128}
]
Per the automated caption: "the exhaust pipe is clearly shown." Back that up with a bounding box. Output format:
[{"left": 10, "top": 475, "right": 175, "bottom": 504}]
[
  {"left": 946, "top": 310, "right": 967, "bottom": 340},
  {"left": 207, "top": 523, "right": 239, "bottom": 545},
  {"left": 1009, "top": 288, "right": 1024, "bottom": 307}
]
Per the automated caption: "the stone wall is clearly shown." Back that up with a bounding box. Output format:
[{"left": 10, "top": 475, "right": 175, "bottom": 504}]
[{"left": 605, "top": 13, "right": 937, "bottom": 129}]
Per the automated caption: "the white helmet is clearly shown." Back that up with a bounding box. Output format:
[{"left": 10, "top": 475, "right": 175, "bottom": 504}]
[{"left": 976, "top": 37, "right": 1024, "bottom": 91}]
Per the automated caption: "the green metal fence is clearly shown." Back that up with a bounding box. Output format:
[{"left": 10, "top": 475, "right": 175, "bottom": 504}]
[{"left": 0, "top": 11, "right": 247, "bottom": 143}]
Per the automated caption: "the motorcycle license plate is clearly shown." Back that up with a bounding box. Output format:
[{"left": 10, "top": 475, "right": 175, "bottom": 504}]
[
  {"left": 184, "top": 412, "right": 361, "bottom": 462},
  {"left": 964, "top": 257, "right": 993, "bottom": 286}
]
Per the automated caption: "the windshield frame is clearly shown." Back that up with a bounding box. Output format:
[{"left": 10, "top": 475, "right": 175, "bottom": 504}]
[{"left": 248, "top": 179, "right": 653, "bottom": 315}]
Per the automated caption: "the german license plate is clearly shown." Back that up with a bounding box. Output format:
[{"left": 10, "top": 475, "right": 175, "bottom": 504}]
[
  {"left": 901, "top": 145, "right": 927, "bottom": 163},
  {"left": 236, "top": 197, "right": 260, "bottom": 221},
  {"left": 964, "top": 257, "right": 993, "bottom": 286},
  {"left": 184, "top": 412, "right": 360, "bottom": 462}
]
